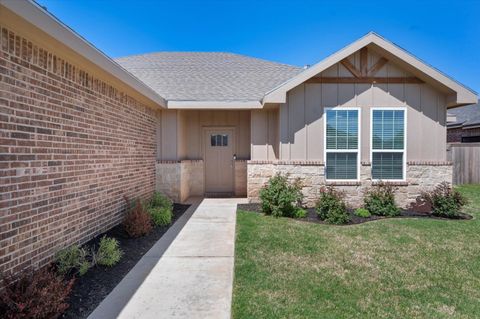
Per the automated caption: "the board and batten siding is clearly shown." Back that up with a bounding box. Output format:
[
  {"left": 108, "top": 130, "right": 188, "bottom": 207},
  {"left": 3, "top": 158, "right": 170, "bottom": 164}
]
[
  {"left": 251, "top": 109, "right": 279, "bottom": 161},
  {"left": 265, "top": 54, "right": 448, "bottom": 163},
  {"left": 158, "top": 110, "right": 251, "bottom": 161}
]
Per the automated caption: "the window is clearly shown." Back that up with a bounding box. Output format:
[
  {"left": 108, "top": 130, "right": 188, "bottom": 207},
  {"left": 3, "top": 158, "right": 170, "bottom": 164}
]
[
  {"left": 461, "top": 135, "right": 480, "bottom": 143},
  {"left": 210, "top": 134, "right": 228, "bottom": 147},
  {"left": 325, "top": 108, "right": 360, "bottom": 180},
  {"left": 371, "top": 108, "right": 406, "bottom": 180}
]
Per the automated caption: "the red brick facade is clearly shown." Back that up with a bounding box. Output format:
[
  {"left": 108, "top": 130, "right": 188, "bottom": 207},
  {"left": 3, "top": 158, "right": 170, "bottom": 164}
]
[
  {"left": 0, "top": 26, "right": 159, "bottom": 276},
  {"left": 447, "top": 127, "right": 480, "bottom": 143}
]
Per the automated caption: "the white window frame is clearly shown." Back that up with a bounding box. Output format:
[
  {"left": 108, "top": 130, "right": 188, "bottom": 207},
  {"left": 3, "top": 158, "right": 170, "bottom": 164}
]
[
  {"left": 323, "top": 106, "right": 361, "bottom": 182},
  {"left": 370, "top": 107, "right": 407, "bottom": 182}
]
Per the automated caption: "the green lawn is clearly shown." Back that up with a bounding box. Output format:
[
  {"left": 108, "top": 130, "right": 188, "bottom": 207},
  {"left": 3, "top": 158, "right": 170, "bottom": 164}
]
[{"left": 232, "top": 185, "right": 480, "bottom": 319}]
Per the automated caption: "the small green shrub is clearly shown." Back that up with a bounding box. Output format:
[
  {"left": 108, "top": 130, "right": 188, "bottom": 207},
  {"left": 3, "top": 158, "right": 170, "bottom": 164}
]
[
  {"left": 148, "top": 207, "right": 173, "bottom": 226},
  {"left": 293, "top": 208, "right": 307, "bottom": 219},
  {"left": 364, "top": 183, "right": 400, "bottom": 217},
  {"left": 95, "top": 236, "right": 123, "bottom": 267},
  {"left": 420, "top": 182, "right": 467, "bottom": 218},
  {"left": 259, "top": 174, "right": 304, "bottom": 218},
  {"left": 150, "top": 192, "right": 173, "bottom": 210},
  {"left": 315, "top": 187, "right": 350, "bottom": 224},
  {"left": 56, "top": 244, "right": 91, "bottom": 276},
  {"left": 354, "top": 208, "right": 371, "bottom": 218}
]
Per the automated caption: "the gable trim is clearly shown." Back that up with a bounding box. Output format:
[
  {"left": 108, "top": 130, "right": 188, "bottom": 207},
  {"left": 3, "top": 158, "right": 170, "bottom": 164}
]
[{"left": 262, "top": 32, "right": 477, "bottom": 108}]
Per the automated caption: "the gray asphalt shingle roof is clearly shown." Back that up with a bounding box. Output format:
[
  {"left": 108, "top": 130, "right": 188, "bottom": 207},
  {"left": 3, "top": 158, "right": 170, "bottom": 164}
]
[
  {"left": 448, "top": 100, "right": 480, "bottom": 128},
  {"left": 115, "top": 52, "right": 303, "bottom": 102}
]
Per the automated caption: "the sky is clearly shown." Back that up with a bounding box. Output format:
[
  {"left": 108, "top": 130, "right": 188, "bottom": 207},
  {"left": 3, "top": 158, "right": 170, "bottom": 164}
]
[{"left": 37, "top": 0, "right": 480, "bottom": 93}]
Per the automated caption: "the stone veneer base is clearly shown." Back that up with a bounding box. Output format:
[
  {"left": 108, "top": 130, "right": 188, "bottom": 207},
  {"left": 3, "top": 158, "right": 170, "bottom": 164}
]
[
  {"left": 156, "top": 160, "right": 248, "bottom": 202},
  {"left": 247, "top": 161, "right": 452, "bottom": 208}
]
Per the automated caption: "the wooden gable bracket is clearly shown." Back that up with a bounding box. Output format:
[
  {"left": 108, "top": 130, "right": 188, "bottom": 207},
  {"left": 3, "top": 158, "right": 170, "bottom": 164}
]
[{"left": 322, "top": 47, "right": 424, "bottom": 84}]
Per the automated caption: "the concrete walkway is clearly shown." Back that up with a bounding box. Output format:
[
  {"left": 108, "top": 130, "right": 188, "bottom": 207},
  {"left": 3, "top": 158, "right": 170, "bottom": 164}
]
[{"left": 88, "top": 198, "right": 246, "bottom": 319}]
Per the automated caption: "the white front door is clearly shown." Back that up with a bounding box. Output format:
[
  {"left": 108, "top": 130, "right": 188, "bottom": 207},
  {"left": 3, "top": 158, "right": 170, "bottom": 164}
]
[{"left": 204, "top": 128, "right": 235, "bottom": 195}]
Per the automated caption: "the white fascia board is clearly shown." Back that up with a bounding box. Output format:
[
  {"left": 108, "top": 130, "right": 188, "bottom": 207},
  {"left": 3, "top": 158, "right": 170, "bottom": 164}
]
[
  {"left": 263, "top": 32, "right": 477, "bottom": 106},
  {"left": 167, "top": 100, "right": 263, "bottom": 109},
  {"left": 1, "top": 0, "right": 167, "bottom": 108}
]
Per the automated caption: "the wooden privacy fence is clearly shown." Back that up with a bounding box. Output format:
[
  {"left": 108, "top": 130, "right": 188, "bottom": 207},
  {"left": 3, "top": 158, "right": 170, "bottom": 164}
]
[{"left": 447, "top": 143, "right": 480, "bottom": 185}]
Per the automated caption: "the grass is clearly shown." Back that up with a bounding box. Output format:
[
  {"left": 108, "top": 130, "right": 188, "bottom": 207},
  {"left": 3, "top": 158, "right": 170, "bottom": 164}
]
[{"left": 232, "top": 184, "right": 480, "bottom": 319}]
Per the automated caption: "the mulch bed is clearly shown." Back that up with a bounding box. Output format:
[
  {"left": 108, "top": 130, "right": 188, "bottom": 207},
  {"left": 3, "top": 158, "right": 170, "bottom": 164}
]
[
  {"left": 237, "top": 203, "right": 472, "bottom": 226},
  {"left": 62, "top": 203, "right": 190, "bottom": 319}
]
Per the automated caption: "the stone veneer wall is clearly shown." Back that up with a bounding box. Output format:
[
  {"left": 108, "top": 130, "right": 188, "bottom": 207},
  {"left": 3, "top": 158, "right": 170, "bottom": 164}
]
[
  {"left": 156, "top": 161, "right": 182, "bottom": 202},
  {"left": 156, "top": 160, "right": 204, "bottom": 202},
  {"left": 180, "top": 160, "right": 204, "bottom": 201},
  {"left": 0, "top": 26, "right": 157, "bottom": 275},
  {"left": 157, "top": 159, "right": 248, "bottom": 200},
  {"left": 247, "top": 161, "right": 452, "bottom": 208}
]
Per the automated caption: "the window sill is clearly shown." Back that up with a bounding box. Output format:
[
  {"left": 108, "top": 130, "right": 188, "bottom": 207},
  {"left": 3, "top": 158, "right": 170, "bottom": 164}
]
[
  {"left": 372, "top": 180, "right": 408, "bottom": 186},
  {"left": 326, "top": 181, "right": 361, "bottom": 186}
]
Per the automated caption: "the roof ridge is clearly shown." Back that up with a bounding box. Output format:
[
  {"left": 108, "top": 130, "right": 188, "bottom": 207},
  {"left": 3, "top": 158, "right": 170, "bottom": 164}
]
[{"left": 115, "top": 51, "right": 302, "bottom": 69}]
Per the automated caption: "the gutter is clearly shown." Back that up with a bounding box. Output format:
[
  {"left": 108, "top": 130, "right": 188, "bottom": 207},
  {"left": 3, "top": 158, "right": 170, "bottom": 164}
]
[{"left": 167, "top": 100, "right": 263, "bottom": 109}]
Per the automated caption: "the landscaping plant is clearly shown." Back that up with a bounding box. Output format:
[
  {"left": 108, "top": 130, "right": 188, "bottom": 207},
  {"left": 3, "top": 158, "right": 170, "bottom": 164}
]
[
  {"left": 363, "top": 183, "right": 400, "bottom": 216},
  {"left": 94, "top": 236, "right": 123, "bottom": 267},
  {"left": 123, "top": 197, "right": 153, "bottom": 237},
  {"left": 259, "top": 174, "right": 304, "bottom": 218},
  {"left": 0, "top": 267, "right": 74, "bottom": 319},
  {"left": 315, "top": 186, "right": 350, "bottom": 224},
  {"left": 150, "top": 192, "right": 173, "bottom": 211},
  {"left": 147, "top": 192, "right": 174, "bottom": 226},
  {"left": 354, "top": 208, "right": 371, "bottom": 218},
  {"left": 148, "top": 207, "right": 173, "bottom": 226},
  {"left": 56, "top": 244, "right": 91, "bottom": 276},
  {"left": 420, "top": 181, "right": 467, "bottom": 218}
]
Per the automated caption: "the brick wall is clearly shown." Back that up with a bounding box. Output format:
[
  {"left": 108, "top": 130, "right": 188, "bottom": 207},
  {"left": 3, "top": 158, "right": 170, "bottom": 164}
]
[
  {"left": 447, "top": 127, "right": 480, "bottom": 143},
  {"left": 0, "top": 26, "right": 159, "bottom": 276}
]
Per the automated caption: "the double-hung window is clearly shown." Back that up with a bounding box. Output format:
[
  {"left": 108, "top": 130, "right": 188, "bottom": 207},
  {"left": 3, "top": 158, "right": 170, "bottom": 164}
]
[
  {"left": 325, "top": 108, "right": 360, "bottom": 180},
  {"left": 371, "top": 108, "right": 406, "bottom": 181}
]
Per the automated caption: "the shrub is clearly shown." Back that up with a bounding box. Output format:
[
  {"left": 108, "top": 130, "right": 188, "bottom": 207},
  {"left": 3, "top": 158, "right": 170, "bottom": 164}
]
[
  {"left": 420, "top": 182, "right": 467, "bottom": 218},
  {"left": 0, "top": 267, "right": 74, "bottom": 319},
  {"left": 259, "top": 174, "right": 304, "bottom": 218},
  {"left": 123, "top": 197, "right": 153, "bottom": 238},
  {"left": 354, "top": 208, "right": 371, "bottom": 218},
  {"left": 94, "top": 236, "right": 123, "bottom": 267},
  {"left": 148, "top": 207, "right": 173, "bottom": 226},
  {"left": 293, "top": 208, "right": 307, "bottom": 219},
  {"left": 315, "top": 187, "right": 350, "bottom": 224},
  {"left": 56, "top": 244, "right": 91, "bottom": 276},
  {"left": 364, "top": 183, "right": 400, "bottom": 217},
  {"left": 150, "top": 192, "right": 173, "bottom": 210}
]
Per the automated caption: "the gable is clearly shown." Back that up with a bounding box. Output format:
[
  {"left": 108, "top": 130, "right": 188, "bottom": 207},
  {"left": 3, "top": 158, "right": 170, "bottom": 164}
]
[{"left": 263, "top": 33, "right": 477, "bottom": 108}]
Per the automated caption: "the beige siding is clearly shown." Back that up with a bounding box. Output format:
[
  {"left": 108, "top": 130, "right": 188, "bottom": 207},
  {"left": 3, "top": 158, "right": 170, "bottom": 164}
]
[
  {"left": 251, "top": 109, "right": 279, "bottom": 160},
  {"left": 268, "top": 51, "right": 448, "bottom": 162},
  {"left": 176, "top": 110, "right": 250, "bottom": 160},
  {"left": 160, "top": 110, "right": 178, "bottom": 160}
]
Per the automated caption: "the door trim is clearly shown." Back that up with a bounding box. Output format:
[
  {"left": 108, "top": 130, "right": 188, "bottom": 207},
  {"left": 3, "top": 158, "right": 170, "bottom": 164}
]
[{"left": 202, "top": 126, "right": 236, "bottom": 196}]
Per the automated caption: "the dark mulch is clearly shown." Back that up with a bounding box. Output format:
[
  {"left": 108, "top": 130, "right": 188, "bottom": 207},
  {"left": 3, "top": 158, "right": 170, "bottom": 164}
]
[
  {"left": 62, "top": 203, "right": 190, "bottom": 319},
  {"left": 237, "top": 203, "right": 472, "bottom": 226}
]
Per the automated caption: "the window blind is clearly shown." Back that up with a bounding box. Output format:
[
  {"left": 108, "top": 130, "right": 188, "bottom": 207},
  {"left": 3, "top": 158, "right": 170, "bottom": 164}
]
[
  {"left": 371, "top": 109, "right": 405, "bottom": 180},
  {"left": 326, "top": 153, "right": 358, "bottom": 180},
  {"left": 325, "top": 109, "right": 359, "bottom": 180}
]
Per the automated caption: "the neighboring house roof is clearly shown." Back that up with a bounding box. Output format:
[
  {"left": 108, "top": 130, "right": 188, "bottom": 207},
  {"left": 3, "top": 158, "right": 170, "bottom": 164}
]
[
  {"left": 263, "top": 32, "right": 478, "bottom": 108},
  {"left": 1, "top": 0, "right": 167, "bottom": 108},
  {"left": 447, "top": 100, "right": 480, "bottom": 128},
  {"left": 115, "top": 52, "right": 302, "bottom": 105}
]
